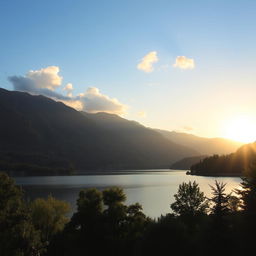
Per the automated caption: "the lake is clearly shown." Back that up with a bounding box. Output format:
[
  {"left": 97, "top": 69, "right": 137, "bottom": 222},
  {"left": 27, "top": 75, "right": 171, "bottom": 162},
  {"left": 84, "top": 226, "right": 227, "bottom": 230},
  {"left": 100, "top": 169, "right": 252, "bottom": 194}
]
[{"left": 14, "top": 170, "right": 241, "bottom": 219}]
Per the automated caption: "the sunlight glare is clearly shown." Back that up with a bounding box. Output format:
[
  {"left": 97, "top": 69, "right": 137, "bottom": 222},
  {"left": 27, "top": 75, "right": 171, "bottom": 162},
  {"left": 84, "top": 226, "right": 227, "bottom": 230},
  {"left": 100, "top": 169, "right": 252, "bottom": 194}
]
[{"left": 223, "top": 115, "right": 256, "bottom": 143}]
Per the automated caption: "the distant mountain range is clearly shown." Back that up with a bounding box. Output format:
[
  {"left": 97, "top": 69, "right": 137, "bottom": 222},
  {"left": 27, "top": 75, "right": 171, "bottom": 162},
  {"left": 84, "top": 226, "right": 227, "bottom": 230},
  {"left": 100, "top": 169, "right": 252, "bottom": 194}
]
[
  {"left": 0, "top": 88, "right": 243, "bottom": 175},
  {"left": 0, "top": 88, "right": 198, "bottom": 174},
  {"left": 155, "top": 129, "right": 242, "bottom": 155}
]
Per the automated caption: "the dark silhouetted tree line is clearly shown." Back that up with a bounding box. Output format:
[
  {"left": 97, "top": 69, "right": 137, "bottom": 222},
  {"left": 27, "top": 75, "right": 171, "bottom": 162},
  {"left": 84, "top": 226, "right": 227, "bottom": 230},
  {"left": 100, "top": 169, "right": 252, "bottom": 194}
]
[
  {"left": 190, "top": 142, "right": 256, "bottom": 176},
  {"left": 1, "top": 168, "right": 256, "bottom": 256}
]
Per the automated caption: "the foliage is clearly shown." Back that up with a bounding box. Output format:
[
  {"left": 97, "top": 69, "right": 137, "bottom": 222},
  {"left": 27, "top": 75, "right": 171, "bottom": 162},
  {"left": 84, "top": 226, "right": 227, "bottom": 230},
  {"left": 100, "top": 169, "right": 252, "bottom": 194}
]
[
  {"left": 236, "top": 164, "right": 256, "bottom": 214},
  {"left": 30, "top": 196, "right": 70, "bottom": 243},
  {"left": 3, "top": 170, "right": 256, "bottom": 256},
  {"left": 170, "top": 181, "right": 209, "bottom": 216},
  {"left": 0, "top": 172, "right": 42, "bottom": 256},
  {"left": 48, "top": 187, "right": 151, "bottom": 256},
  {"left": 228, "top": 195, "right": 240, "bottom": 212}
]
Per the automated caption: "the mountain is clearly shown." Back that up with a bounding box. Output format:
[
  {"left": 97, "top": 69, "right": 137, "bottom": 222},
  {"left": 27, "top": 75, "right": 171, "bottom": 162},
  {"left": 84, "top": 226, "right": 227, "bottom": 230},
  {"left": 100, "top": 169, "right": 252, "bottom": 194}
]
[
  {"left": 0, "top": 88, "right": 199, "bottom": 174},
  {"left": 190, "top": 143, "right": 256, "bottom": 176},
  {"left": 155, "top": 129, "right": 243, "bottom": 155},
  {"left": 170, "top": 155, "right": 208, "bottom": 170}
]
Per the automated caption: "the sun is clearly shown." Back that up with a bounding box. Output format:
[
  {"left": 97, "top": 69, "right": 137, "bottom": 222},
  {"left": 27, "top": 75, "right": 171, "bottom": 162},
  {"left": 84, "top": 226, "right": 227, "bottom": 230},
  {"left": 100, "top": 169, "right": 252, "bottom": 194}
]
[{"left": 223, "top": 115, "right": 256, "bottom": 143}]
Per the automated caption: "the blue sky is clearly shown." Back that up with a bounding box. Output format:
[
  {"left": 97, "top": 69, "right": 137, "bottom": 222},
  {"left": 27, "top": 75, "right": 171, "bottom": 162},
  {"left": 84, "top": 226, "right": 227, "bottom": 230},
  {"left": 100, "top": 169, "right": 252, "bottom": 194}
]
[{"left": 1, "top": 0, "right": 256, "bottom": 141}]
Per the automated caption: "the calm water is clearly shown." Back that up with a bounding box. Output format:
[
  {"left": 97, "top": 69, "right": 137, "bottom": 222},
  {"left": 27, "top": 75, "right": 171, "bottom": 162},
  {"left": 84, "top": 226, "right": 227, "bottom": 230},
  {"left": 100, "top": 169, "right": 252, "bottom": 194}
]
[{"left": 14, "top": 170, "right": 241, "bottom": 219}]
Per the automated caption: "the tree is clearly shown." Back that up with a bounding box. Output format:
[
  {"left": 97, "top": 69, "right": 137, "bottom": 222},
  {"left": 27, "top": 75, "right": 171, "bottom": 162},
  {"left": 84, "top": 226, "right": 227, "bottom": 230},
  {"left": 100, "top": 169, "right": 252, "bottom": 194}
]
[
  {"left": 103, "top": 187, "right": 126, "bottom": 206},
  {"left": 227, "top": 195, "right": 240, "bottom": 212},
  {"left": 30, "top": 195, "right": 70, "bottom": 243},
  {"left": 209, "top": 180, "right": 232, "bottom": 216},
  {"left": 48, "top": 187, "right": 150, "bottom": 256},
  {"left": 170, "top": 181, "right": 209, "bottom": 216},
  {"left": 0, "top": 172, "right": 41, "bottom": 256},
  {"left": 103, "top": 187, "right": 127, "bottom": 225},
  {"left": 70, "top": 188, "right": 103, "bottom": 232},
  {"left": 236, "top": 164, "right": 256, "bottom": 214}
]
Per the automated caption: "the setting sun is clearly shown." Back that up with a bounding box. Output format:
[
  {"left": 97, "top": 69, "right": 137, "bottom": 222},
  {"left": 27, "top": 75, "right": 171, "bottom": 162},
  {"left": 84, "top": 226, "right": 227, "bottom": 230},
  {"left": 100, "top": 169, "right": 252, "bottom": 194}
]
[{"left": 223, "top": 115, "right": 256, "bottom": 143}]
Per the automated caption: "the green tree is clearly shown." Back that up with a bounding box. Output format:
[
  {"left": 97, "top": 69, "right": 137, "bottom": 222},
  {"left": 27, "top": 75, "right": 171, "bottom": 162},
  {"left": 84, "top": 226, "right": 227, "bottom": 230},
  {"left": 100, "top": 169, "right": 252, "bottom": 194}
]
[
  {"left": 103, "top": 187, "right": 127, "bottom": 225},
  {"left": 70, "top": 188, "right": 103, "bottom": 231},
  {"left": 171, "top": 181, "right": 209, "bottom": 216},
  {"left": 0, "top": 172, "right": 41, "bottom": 256},
  {"left": 49, "top": 187, "right": 149, "bottom": 256},
  {"left": 125, "top": 203, "right": 150, "bottom": 241},
  {"left": 103, "top": 187, "right": 126, "bottom": 206},
  {"left": 30, "top": 195, "right": 70, "bottom": 243}
]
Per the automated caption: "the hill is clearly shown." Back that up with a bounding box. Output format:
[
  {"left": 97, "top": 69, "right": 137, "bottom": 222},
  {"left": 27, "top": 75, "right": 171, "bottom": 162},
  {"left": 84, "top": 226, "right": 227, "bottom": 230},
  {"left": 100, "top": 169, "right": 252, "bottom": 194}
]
[
  {"left": 190, "top": 142, "right": 256, "bottom": 176},
  {"left": 170, "top": 155, "right": 208, "bottom": 170},
  {"left": 155, "top": 129, "right": 242, "bottom": 155},
  {"left": 0, "top": 88, "right": 199, "bottom": 174}
]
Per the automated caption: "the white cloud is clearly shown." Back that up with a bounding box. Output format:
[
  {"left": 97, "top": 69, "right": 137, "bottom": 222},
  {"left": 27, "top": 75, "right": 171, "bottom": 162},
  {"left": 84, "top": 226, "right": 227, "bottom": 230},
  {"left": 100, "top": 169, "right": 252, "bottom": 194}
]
[
  {"left": 137, "top": 111, "right": 147, "bottom": 118},
  {"left": 78, "top": 87, "right": 127, "bottom": 115},
  {"left": 8, "top": 66, "right": 127, "bottom": 116},
  {"left": 61, "top": 99, "right": 83, "bottom": 110},
  {"left": 63, "top": 83, "right": 73, "bottom": 97},
  {"left": 183, "top": 126, "right": 194, "bottom": 131},
  {"left": 137, "top": 51, "right": 158, "bottom": 73},
  {"left": 27, "top": 66, "right": 62, "bottom": 90},
  {"left": 9, "top": 75, "right": 68, "bottom": 100},
  {"left": 173, "top": 56, "right": 195, "bottom": 69}
]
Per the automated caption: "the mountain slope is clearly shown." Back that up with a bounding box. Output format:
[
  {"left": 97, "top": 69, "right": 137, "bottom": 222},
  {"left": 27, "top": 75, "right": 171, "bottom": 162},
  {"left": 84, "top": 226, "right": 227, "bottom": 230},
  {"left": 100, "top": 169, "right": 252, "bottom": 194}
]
[
  {"left": 0, "top": 88, "right": 199, "bottom": 173},
  {"left": 170, "top": 155, "right": 208, "bottom": 170},
  {"left": 190, "top": 143, "right": 256, "bottom": 176},
  {"left": 155, "top": 129, "right": 243, "bottom": 155}
]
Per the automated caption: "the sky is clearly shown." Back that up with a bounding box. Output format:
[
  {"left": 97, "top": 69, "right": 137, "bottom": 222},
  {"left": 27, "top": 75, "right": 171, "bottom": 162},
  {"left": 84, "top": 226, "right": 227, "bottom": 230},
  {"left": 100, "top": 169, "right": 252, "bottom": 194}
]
[{"left": 1, "top": 0, "right": 256, "bottom": 141}]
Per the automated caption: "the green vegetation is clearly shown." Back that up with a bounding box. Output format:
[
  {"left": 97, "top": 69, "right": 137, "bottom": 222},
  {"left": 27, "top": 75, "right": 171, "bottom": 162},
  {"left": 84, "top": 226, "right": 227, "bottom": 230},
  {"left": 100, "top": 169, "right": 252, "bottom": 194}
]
[
  {"left": 30, "top": 196, "right": 70, "bottom": 243},
  {"left": 0, "top": 172, "right": 42, "bottom": 256},
  {"left": 1, "top": 168, "right": 256, "bottom": 255}
]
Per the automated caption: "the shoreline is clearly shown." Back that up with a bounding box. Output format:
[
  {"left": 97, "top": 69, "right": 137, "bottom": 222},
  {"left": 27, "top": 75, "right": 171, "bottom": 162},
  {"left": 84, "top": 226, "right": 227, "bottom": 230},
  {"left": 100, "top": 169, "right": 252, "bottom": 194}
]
[{"left": 9, "top": 169, "right": 186, "bottom": 177}]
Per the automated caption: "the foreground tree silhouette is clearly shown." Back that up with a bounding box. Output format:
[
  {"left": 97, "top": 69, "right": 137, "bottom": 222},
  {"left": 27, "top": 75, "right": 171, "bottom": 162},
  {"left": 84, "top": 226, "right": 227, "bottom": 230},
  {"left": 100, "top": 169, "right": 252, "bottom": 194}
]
[
  {"left": 71, "top": 188, "right": 103, "bottom": 231},
  {"left": 102, "top": 187, "right": 127, "bottom": 236},
  {"left": 233, "top": 164, "right": 256, "bottom": 254},
  {"left": 209, "top": 181, "right": 232, "bottom": 217},
  {"left": 236, "top": 164, "right": 256, "bottom": 214},
  {"left": 170, "top": 181, "right": 209, "bottom": 216},
  {"left": 203, "top": 181, "right": 235, "bottom": 254},
  {"left": 0, "top": 172, "right": 41, "bottom": 256},
  {"left": 48, "top": 187, "right": 150, "bottom": 256}
]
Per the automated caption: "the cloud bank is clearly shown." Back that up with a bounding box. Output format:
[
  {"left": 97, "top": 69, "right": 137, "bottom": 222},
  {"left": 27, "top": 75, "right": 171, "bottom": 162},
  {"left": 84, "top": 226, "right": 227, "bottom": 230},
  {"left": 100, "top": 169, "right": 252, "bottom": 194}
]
[
  {"left": 137, "top": 51, "right": 158, "bottom": 72},
  {"left": 8, "top": 66, "right": 127, "bottom": 115},
  {"left": 78, "top": 87, "right": 126, "bottom": 115},
  {"left": 183, "top": 126, "right": 194, "bottom": 132},
  {"left": 63, "top": 83, "right": 73, "bottom": 97},
  {"left": 9, "top": 74, "right": 69, "bottom": 100},
  {"left": 173, "top": 56, "right": 195, "bottom": 69},
  {"left": 137, "top": 111, "right": 147, "bottom": 118},
  {"left": 27, "top": 66, "right": 62, "bottom": 90}
]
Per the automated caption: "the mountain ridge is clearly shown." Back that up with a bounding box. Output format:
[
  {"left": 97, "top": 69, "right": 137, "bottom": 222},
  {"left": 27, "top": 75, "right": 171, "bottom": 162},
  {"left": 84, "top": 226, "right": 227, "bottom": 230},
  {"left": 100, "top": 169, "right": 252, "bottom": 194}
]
[
  {"left": 155, "top": 129, "right": 243, "bottom": 155},
  {"left": 0, "top": 88, "right": 200, "bottom": 174}
]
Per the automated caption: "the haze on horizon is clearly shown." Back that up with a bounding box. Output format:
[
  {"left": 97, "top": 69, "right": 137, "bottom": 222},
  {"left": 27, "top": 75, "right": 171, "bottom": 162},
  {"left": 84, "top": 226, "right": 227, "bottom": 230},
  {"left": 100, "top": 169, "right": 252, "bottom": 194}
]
[{"left": 1, "top": 0, "right": 256, "bottom": 143}]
